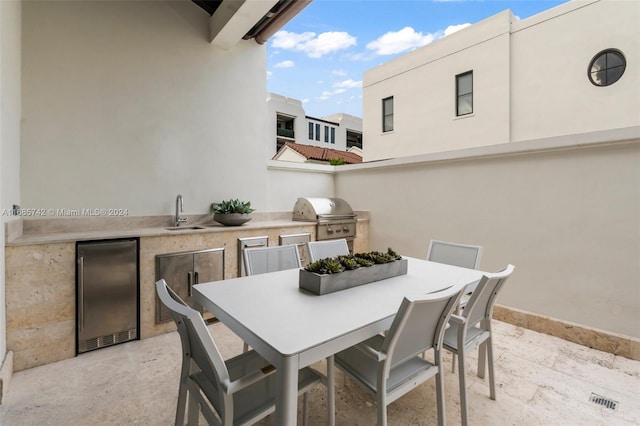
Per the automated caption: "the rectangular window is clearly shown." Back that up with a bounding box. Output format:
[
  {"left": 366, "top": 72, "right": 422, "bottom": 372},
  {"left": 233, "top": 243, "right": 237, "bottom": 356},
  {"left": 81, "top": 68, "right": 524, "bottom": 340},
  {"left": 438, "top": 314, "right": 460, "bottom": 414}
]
[
  {"left": 308, "top": 122, "right": 314, "bottom": 139},
  {"left": 456, "top": 71, "right": 473, "bottom": 116},
  {"left": 330, "top": 128, "right": 335, "bottom": 144},
  {"left": 315, "top": 123, "right": 320, "bottom": 141},
  {"left": 324, "top": 125, "right": 329, "bottom": 143},
  {"left": 382, "top": 97, "right": 393, "bottom": 132}
]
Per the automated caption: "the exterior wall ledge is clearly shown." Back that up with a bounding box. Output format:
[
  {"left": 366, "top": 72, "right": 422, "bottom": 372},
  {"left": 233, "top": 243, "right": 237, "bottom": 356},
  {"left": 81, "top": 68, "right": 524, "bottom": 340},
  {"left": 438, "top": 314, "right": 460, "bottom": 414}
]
[
  {"left": 342, "top": 126, "right": 640, "bottom": 172},
  {"left": 267, "top": 160, "right": 335, "bottom": 173},
  {"left": 494, "top": 305, "right": 640, "bottom": 361}
]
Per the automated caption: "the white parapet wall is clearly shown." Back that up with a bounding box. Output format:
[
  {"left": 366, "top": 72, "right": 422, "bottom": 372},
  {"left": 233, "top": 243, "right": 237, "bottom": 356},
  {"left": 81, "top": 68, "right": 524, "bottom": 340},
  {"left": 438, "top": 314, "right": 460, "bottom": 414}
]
[{"left": 334, "top": 127, "right": 640, "bottom": 342}]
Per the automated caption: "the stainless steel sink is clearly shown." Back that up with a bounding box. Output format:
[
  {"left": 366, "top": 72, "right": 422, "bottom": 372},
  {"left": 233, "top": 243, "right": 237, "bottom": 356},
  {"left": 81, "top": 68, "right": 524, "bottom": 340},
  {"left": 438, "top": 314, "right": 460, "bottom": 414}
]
[{"left": 165, "top": 226, "right": 205, "bottom": 231}]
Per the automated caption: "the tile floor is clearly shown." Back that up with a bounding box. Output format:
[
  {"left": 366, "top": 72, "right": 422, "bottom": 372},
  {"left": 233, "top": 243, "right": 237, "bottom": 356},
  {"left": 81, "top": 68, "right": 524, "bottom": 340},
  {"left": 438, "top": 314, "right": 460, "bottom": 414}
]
[{"left": 1, "top": 320, "right": 638, "bottom": 425}]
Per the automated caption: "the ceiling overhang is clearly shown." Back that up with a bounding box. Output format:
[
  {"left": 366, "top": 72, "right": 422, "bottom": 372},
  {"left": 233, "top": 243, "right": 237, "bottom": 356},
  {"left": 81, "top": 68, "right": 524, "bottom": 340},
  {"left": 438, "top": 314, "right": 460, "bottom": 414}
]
[{"left": 193, "top": 0, "right": 312, "bottom": 50}]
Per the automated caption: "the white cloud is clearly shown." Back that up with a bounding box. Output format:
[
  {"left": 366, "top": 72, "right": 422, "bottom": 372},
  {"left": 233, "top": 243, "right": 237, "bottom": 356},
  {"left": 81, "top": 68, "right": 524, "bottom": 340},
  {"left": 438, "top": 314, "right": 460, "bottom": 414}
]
[
  {"left": 272, "top": 31, "right": 316, "bottom": 49},
  {"left": 443, "top": 23, "right": 471, "bottom": 36},
  {"left": 301, "top": 98, "right": 310, "bottom": 104},
  {"left": 319, "top": 90, "right": 332, "bottom": 100},
  {"left": 274, "top": 60, "right": 295, "bottom": 68},
  {"left": 332, "top": 69, "right": 347, "bottom": 76},
  {"left": 334, "top": 79, "right": 362, "bottom": 89},
  {"left": 266, "top": 71, "right": 272, "bottom": 79},
  {"left": 272, "top": 30, "right": 356, "bottom": 58},
  {"left": 366, "top": 27, "right": 435, "bottom": 56}
]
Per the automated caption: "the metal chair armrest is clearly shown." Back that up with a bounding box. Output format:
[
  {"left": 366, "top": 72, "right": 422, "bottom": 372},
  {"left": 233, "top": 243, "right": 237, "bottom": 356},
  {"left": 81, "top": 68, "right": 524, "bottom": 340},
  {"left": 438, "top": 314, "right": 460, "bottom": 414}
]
[
  {"left": 449, "top": 314, "right": 466, "bottom": 325},
  {"left": 352, "top": 340, "right": 387, "bottom": 362},
  {"left": 226, "top": 364, "right": 276, "bottom": 394}
]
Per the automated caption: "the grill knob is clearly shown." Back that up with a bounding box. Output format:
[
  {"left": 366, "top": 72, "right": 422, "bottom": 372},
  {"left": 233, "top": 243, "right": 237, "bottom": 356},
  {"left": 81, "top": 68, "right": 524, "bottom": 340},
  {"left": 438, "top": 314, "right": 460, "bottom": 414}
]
[
  {"left": 343, "top": 227, "right": 349, "bottom": 232},
  {"left": 327, "top": 228, "right": 334, "bottom": 234}
]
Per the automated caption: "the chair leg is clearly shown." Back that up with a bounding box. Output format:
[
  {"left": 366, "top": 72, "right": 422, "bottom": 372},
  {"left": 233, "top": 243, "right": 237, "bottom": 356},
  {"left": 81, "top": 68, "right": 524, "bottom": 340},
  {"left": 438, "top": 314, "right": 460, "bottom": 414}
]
[
  {"left": 303, "top": 392, "right": 309, "bottom": 426},
  {"left": 175, "top": 359, "right": 190, "bottom": 426},
  {"left": 242, "top": 342, "right": 249, "bottom": 352},
  {"left": 451, "top": 352, "right": 457, "bottom": 373},
  {"left": 187, "top": 389, "right": 199, "bottom": 426},
  {"left": 376, "top": 396, "right": 387, "bottom": 426},
  {"left": 434, "top": 350, "right": 446, "bottom": 426},
  {"left": 376, "top": 372, "right": 387, "bottom": 426},
  {"left": 477, "top": 341, "right": 487, "bottom": 379},
  {"left": 457, "top": 346, "right": 469, "bottom": 426},
  {"left": 327, "top": 355, "right": 336, "bottom": 426},
  {"left": 486, "top": 335, "right": 496, "bottom": 400}
]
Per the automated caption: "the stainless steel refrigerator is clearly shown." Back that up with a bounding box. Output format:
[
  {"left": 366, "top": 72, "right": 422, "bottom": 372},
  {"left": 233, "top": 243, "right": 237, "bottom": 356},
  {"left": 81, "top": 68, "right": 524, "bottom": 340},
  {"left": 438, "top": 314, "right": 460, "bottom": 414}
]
[{"left": 76, "top": 238, "right": 139, "bottom": 353}]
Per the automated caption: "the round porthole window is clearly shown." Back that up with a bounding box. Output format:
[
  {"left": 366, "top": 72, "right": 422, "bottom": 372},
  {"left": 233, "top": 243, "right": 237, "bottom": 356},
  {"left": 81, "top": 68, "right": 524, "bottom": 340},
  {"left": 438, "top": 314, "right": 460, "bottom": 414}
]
[{"left": 588, "top": 49, "right": 626, "bottom": 87}]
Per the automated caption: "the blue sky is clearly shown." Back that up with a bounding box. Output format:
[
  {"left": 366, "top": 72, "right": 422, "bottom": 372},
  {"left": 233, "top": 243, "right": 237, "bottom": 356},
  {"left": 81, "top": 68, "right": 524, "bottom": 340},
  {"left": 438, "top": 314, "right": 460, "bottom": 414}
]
[{"left": 266, "top": 0, "right": 568, "bottom": 118}]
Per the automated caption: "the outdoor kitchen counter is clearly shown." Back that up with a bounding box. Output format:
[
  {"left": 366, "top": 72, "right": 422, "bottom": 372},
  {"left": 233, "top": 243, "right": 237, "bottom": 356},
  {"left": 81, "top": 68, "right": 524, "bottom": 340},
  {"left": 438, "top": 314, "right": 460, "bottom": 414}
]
[
  {"left": 6, "top": 211, "right": 370, "bottom": 246},
  {"left": 5, "top": 211, "right": 370, "bottom": 372}
]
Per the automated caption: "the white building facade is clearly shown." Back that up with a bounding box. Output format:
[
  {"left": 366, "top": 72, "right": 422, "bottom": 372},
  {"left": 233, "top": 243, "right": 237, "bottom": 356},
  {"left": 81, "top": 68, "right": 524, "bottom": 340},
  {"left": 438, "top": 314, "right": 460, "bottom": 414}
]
[
  {"left": 362, "top": 0, "right": 639, "bottom": 161},
  {"left": 267, "top": 92, "right": 363, "bottom": 159}
]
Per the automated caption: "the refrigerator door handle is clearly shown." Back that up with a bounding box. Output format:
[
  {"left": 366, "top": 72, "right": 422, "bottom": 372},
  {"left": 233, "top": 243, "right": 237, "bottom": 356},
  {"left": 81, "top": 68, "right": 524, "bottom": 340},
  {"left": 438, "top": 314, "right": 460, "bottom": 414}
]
[
  {"left": 78, "top": 256, "right": 85, "bottom": 333},
  {"left": 194, "top": 271, "right": 199, "bottom": 285}
]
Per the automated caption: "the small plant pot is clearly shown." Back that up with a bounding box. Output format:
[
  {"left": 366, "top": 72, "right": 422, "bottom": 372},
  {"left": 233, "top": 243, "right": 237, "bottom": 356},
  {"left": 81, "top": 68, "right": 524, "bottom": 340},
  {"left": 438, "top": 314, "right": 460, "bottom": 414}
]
[
  {"left": 299, "top": 258, "right": 408, "bottom": 295},
  {"left": 213, "top": 213, "right": 252, "bottom": 226}
]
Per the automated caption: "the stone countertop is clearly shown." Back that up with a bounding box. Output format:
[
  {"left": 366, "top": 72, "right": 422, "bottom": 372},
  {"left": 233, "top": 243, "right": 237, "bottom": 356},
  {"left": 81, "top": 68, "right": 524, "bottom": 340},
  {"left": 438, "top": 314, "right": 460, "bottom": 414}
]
[{"left": 5, "top": 211, "right": 369, "bottom": 246}]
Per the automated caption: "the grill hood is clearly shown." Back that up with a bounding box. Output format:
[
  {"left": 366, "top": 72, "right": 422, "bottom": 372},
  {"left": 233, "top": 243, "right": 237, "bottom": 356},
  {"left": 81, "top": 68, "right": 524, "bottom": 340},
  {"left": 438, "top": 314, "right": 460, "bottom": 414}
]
[{"left": 292, "top": 197, "right": 355, "bottom": 222}]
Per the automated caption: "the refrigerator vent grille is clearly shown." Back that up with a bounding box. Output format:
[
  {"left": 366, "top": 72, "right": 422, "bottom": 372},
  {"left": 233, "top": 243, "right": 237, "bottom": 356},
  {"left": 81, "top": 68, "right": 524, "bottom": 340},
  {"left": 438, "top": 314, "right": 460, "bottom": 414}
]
[{"left": 81, "top": 329, "right": 137, "bottom": 353}]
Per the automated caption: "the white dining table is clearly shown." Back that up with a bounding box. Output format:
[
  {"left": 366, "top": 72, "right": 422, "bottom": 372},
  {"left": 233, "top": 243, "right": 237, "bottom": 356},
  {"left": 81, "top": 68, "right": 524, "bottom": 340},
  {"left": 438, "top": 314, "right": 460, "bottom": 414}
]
[{"left": 192, "top": 256, "right": 484, "bottom": 425}]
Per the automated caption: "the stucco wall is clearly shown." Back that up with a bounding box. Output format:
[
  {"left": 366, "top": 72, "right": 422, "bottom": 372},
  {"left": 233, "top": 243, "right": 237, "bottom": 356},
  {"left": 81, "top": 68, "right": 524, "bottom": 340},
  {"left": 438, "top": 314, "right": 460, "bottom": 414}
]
[
  {"left": 335, "top": 136, "right": 640, "bottom": 338},
  {"left": 362, "top": 0, "right": 639, "bottom": 161},
  {"left": 511, "top": 0, "right": 639, "bottom": 142},
  {"left": 363, "top": 11, "right": 513, "bottom": 161},
  {"left": 266, "top": 162, "right": 335, "bottom": 211},
  {"left": 1, "top": 0, "right": 22, "bottom": 372},
  {"left": 21, "top": 1, "right": 272, "bottom": 216}
]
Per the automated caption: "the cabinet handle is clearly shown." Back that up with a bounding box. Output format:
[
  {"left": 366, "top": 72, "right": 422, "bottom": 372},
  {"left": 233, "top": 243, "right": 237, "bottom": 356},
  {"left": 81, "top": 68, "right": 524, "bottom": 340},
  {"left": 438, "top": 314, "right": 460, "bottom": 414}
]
[
  {"left": 187, "top": 271, "right": 193, "bottom": 297},
  {"left": 78, "top": 257, "right": 85, "bottom": 333},
  {"left": 194, "top": 271, "right": 199, "bottom": 285},
  {"left": 244, "top": 242, "right": 267, "bottom": 248}
]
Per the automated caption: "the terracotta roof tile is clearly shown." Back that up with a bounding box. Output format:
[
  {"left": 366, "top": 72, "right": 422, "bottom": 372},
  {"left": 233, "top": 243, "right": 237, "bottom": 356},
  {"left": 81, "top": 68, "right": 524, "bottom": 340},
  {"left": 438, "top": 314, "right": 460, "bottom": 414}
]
[{"left": 278, "top": 142, "right": 362, "bottom": 164}]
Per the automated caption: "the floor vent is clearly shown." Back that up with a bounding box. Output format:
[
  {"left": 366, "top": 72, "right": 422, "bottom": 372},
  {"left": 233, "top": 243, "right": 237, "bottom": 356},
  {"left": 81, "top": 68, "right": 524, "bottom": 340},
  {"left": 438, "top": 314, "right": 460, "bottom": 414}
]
[{"left": 589, "top": 393, "right": 619, "bottom": 411}]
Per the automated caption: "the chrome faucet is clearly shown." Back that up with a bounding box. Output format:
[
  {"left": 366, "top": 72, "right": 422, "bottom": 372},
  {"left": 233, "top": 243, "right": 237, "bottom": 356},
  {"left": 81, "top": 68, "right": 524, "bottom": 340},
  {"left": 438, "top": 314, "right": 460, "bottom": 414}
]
[{"left": 175, "top": 194, "right": 188, "bottom": 227}]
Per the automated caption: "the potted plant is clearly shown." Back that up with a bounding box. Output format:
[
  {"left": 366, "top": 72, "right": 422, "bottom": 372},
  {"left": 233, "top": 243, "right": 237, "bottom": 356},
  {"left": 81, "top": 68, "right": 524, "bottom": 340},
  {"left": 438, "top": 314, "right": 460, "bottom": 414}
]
[
  {"left": 300, "top": 248, "right": 408, "bottom": 295},
  {"left": 211, "top": 199, "right": 255, "bottom": 226}
]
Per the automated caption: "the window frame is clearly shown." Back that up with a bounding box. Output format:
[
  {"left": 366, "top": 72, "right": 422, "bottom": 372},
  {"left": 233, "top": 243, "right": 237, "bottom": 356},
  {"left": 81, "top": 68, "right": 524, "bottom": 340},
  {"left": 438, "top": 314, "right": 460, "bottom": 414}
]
[
  {"left": 330, "top": 127, "right": 335, "bottom": 144},
  {"left": 324, "top": 125, "right": 329, "bottom": 143},
  {"left": 308, "top": 122, "right": 314, "bottom": 140},
  {"left": 588, "top": 48, "right": 626, "bottom": 87},
  {"left": 382, "top": 96, "right": 394, "bottom": 133},
  {"left": 315, "top": 123, "right": 320, "bottom": 141},
  {"left": 456, "top": 71, "right": 473, "bottom": 117}
]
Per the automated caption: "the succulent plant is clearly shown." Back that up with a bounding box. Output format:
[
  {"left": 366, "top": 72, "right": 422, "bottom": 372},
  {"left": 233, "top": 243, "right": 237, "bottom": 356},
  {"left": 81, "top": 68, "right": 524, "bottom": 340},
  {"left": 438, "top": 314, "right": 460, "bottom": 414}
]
[
  {"left": 354, "top": 256, "right": 375, "bottom": 267},
  {"left": 306, "top": 258, "right": 345, "bottom": 275},
  {"left": 387, "top": 247, "right": 402, "bottom": 261},
  {"left": 211, "top": 199, "right": 255, "bottom": 214},
  {"left": 337, "top": 255, "right": 360, "bottom": 270},
  {"left": 304, "top": 248, "right": 403, "bottom": 274},
  {"left": 357, "top": 251, "right": 396, "bottom": 264}
]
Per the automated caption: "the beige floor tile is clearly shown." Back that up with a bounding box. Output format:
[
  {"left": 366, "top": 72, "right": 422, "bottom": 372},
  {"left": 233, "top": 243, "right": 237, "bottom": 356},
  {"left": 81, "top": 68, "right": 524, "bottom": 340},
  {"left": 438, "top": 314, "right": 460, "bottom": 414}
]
[{"left": 1, "top": 321, "right": 639, "bottom": 426}]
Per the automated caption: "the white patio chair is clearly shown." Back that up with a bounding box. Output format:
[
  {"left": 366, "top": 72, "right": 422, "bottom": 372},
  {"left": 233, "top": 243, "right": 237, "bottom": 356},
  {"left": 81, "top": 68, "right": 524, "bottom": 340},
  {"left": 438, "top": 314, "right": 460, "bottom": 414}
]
[
  {"left": 155, "top": 279, "right": 322, "bottom": 426},
  {"left": 243, "top": 244, "right": 301, "bottom": 276},
  {"left": 241, "top": 244, "right": 302, "bottom": 353},
  {"left": 333, "top": 284, "right": 465, "bottom": 426},
  {"left": 426, "top": 240, "right": 483, "bottom": 368},
  {"left": 307, "top": 239, "right": 350, "bottom": 262},
  {"left": 442, "top": 264, "right": 515, "bottom": 426},
  {"left": 427, "top": 239, "right": 483, "bottom": 308},
  {"left": 241, "top": 244, "right": 337, "bottom": 423}
]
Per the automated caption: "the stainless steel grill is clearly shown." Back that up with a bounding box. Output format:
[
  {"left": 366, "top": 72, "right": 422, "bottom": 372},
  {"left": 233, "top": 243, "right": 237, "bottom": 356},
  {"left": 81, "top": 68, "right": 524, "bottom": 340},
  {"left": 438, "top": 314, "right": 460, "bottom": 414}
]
[{"left": 292, "top": 197, "right": 357, "bottom": 250}]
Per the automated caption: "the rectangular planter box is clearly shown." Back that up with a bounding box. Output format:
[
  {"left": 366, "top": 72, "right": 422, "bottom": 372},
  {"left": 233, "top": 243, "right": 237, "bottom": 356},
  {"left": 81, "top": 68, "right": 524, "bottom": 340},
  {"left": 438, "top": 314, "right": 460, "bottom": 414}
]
[{"left": 299, "top": 258, "right": 408, "bottom": 295}]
